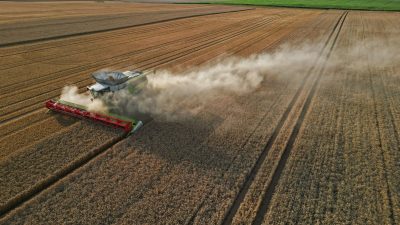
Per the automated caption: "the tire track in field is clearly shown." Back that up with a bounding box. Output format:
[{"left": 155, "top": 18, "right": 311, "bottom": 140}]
[
  {"left": 184, "top": 12, "right": 327, "bottom": 224},
  {"left": 220, "top": 11, "right": 348, "bottom": 225},
  {"left": 251, "top": 11, "right": 348, "bottom": 225},
  {"left": 0, "top": 16, "right": 282, "bottom": 217},
  {"left": 368, "top": 63, "right": 396, "bottom": 225},
  {"left": 219, "top": 12, "right": 336, "bottom": 223},
  {"left": 364, "top": 17, "right": 396, "bottom": 224},
  {"left": 185, "top": 85, "right": 289, "bottom": 225},
  {"left": 0, "top": 7, "right": 253, "bottom": 48},
  {"left": 0, "top": 16, "right": 279, "bottom": 124},
  {"left": 378, "top": 71, "right": 400, "bottom": 224}
]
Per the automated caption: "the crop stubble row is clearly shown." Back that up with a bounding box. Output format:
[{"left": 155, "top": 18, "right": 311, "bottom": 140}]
[{"left": 220, "top": 10, "right": 348, "bottom": 224}]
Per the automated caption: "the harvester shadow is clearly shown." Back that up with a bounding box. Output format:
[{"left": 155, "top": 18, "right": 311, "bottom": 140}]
[
  {"left": 51, "top": 111, "right": 79, "bottom": 127},
  {"left": 131, "top": 111, "right": 230, "bottom": 170}
]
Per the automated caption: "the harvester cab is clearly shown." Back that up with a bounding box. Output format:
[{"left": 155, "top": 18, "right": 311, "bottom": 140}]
[{"left": 46, "top": 70, "right": 148, "bottom": 136}]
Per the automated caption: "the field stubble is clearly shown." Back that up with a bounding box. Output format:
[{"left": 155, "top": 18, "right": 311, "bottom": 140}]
[{"left": 1, "top": 4, "right": 399, "bottom": 225}]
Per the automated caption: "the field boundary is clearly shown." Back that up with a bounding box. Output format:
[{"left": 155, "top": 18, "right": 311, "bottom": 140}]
[{"left": 176, "top": 2, "right": 400, "bottom": 12}]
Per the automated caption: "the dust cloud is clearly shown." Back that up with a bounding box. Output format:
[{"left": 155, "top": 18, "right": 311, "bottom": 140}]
[
  {"left": 60, "top": 86, "right": 107, "bottom": 112},
  {"left": 58, "top": 38, "right": 399, "bottom": 121},
  {"left": 103, "top": 43, "right": 324, "bottom": 120},
  {"left": 57, "top": 43, "right": 324, "bottom": 120},
  {"left": 330, "top": 37, "right": 400, "bottom": 70}
]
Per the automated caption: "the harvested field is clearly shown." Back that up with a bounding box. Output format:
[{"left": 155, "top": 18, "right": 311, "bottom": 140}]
[
  {"left": 0, "top": 1, "right": 399, "bottom": 224},
  {"left": 0, "top": 2, "right": 251, "bottom": 46}
]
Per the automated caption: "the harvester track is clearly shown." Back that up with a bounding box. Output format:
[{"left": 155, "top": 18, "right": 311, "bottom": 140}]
[
  {"left": 184, "top": 11, "right": 341, "bottom": 224},
  {"left": 221, "top": 11, "right": 348, "bottom": 225},
  {"left": 252, "top": 11, "right": 348, "bottom": 224},
  {"left": 365, "top": 24, "right": 396, "bottom": 224}
]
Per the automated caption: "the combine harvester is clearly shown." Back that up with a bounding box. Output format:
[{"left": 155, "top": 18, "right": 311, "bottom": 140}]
[{"left": 46, "top": 70, "right": 147, "bottom": 135}]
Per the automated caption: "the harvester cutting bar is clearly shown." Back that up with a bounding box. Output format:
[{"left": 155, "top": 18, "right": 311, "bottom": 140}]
[{"left": 45, "top": 99, "right": 133, "bottom": 133}]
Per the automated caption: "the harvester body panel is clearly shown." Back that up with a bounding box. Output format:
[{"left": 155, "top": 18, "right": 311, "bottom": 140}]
[{"left": 88, "top": 70, "right": 146, "bottom": 96}]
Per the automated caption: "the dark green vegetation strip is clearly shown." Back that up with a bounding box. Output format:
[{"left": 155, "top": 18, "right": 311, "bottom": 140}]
[{"left": 187, "top": 0, "right": 400, "bottom": 11}]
